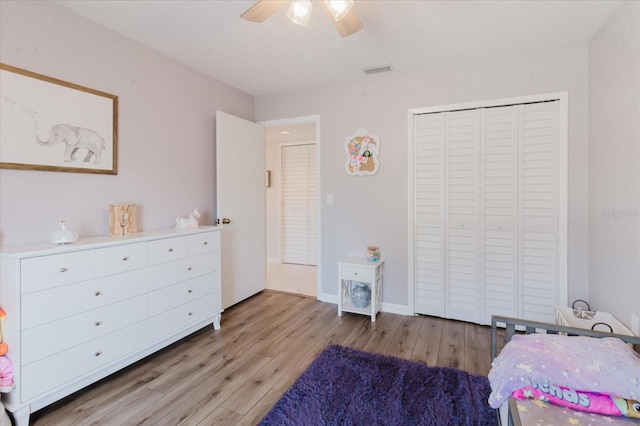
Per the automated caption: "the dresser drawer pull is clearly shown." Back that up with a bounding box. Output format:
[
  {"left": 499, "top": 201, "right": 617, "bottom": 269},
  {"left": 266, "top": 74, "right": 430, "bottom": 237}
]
[
  {"left": 188, "top": 289, "right": 193, "bottom": 293},
  {"left": 187, "top": 266, "right": 193, "bottom": 271},
  {"left": 122, "top": 256, "right": 129, "bottom": 261},
  {"left": 168, "top": 248, "right": 174, "bottom": 252},
  {"left": 95, "top": 321, "right": 102, "bottom": 326},
  {"left": 94, "top": 351, "right": 102, "bottom": 357},
  {"left": 188, "top": 312, "right": 193, "bottom": 316},
  {"left": 59, "top": 267, "right": 68, "bottom": 273},
  {"left": 354, "top": 272, "right": 358, "bottom": 276},
  {"left": 94, "top": 291, "right": 102, "bottom": 296},
  {"left": 203, "top": 242, "right": 208, "bottom": 246}
]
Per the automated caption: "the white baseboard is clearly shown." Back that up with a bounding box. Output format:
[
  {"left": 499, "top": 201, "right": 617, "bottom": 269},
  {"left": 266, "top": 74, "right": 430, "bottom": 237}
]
[
  {"left": 381, "top": 302, "right": 413, "bottom": 316},
  {"left": 318, "top": 292, "right": 338, "bottom": 304},
  {"left": 317, "top": 293, "right": 413, "bottom": 316}
]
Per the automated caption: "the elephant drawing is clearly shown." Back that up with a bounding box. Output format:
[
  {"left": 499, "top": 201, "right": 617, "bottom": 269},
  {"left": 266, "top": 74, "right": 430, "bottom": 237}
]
[{"left": 36, "top": 124, "right": 105, "bottom": 164}]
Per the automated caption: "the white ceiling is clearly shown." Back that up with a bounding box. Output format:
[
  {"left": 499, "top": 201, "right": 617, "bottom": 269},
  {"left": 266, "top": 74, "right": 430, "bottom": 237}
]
[{"left": 54, "top": 0, "right": 621, "bottom": 97}]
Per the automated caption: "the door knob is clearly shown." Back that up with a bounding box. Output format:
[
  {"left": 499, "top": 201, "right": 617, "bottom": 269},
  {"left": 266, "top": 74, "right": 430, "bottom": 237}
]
[{"left": 221, "top": 218, "right": 231, "bottom": 224}]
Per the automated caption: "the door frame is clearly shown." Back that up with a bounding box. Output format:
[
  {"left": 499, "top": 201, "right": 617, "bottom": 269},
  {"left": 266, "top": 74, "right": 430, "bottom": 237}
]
[
  {"left": 407, "top": 92, "right": 568, "bottom": 316},
  {"left": 260, "top": 115, "right": 322, "bottom": 299}
]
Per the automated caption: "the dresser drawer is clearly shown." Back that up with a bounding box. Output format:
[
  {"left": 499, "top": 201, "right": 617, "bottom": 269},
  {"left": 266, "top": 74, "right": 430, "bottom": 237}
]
[
  {"left": 21, "top": 269, "right": 147, "bottom": 329},
  {"left": 187, "top": 231, "right": 219, "bottom": 256},
  {"left": 149, "top": 272, "right": 219, "bottom": 316},
  {"left": 340, "top": 265, "right": 373, "bottom": 281},
  {"left": 22, "top": 295, "right": 148, "bottom": 365},
  {"left": 147, "top": 236, "right": 187, "bottom": 265},
  {"left": 147, "top": 253, "right": 219, "bottom": 292},
  {"left": 94, "top": 242, "right": 147, "bottom": 277},
  {"left": 21, "top": 321, "right": 148, "bottom": 402},
  {"left": 21, "top": 251, "right": 93, "bottom": 294},
  {"left": 149, "top": 292, "right": 220, "bottom": 343}
]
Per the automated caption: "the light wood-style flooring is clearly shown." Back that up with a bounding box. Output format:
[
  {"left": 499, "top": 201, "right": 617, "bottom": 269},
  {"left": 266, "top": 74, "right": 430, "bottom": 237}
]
[{"left": 30, "top": 291, "right": 502, "bottom": 426}]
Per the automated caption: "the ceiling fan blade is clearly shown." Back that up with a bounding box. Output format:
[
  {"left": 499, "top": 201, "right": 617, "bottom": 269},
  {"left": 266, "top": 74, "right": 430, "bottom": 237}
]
[
  {"left": 240, "top": 0, "right": 287, "bottom": 23},
  {"left": 320, "top": 2, "right": 363, "bottom": 37}
]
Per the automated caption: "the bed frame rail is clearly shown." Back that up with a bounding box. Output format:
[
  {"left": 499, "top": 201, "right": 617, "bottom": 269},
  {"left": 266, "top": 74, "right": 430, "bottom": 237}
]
[{"left": 490, "top": 315, "right": 640, "bottom": 361}]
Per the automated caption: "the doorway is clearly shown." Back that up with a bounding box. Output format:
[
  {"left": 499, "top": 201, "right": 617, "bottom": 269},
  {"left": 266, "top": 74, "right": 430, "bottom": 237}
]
[{"left": 262, "top": 116, "right": 320, "bottom": 298}]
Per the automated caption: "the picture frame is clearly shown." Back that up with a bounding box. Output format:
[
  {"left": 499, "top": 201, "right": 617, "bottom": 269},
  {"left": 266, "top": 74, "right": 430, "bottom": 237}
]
[
  {"left": 0, "top": 63, "right": 118, "bottom": 174},
  {"left": 345, "top": 128, "right": 380, "bottom": 176}
]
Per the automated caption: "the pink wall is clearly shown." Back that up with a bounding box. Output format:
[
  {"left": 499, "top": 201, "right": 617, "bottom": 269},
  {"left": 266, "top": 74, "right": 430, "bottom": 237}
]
[
  {"left": 0, "top": 1, "right": 254, "bottom": 246},
  {"left": 256, "top": 45, "right": 591, "bottom": 309},
  {"left": 588, "top": 1, "right": 640, "bottom": 329}
]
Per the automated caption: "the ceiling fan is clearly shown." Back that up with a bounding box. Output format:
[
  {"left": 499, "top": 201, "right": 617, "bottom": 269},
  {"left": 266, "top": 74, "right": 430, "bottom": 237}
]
[{"left": 240, "top": 0, "right": 363, "bottom": 37}]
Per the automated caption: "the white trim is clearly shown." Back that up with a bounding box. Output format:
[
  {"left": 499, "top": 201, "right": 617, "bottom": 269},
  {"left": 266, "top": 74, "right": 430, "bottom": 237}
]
[
  {"left": 318, "top": 293, "right": 413, "bottom": 317},
  {"left": 557, "top": 92, "right": 569, "bottom": 309},
  {"left": 260, "top": 115, "right": 322, "bottom": 300},
  {"left": 407, "top": 112, "right": 416, "bottom": 315},
  {"left": 381, "top": 302, "right": 413, "bottom": 316},
  {"left": 319, "top": 292, "right": 338, "bottom": 305},
  {"left": 408, "top": 92, "right": 567, "bottom": 116},
  {"left": 408, "top": 92, "right": 568, "bottom": 317}
]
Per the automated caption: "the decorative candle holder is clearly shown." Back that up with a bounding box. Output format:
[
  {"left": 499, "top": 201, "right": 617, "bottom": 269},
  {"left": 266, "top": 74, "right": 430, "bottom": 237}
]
[
  {"left": 109, "top": 204, "right": 137, "bottom": 236},
  {"left": 366, "top": 246, "right": 379, "bottom": 262}
]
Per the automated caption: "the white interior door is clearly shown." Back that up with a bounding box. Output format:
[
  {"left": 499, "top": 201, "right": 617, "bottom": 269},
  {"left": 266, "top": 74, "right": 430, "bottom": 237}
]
[{"left": 216, "top": 111, "right": 265, "bottom": 309}]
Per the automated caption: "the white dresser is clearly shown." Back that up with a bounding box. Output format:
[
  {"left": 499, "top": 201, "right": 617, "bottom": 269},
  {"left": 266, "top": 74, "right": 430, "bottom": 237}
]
[{"left": 0, "top": 227, "right": 222, "bottom": 426}]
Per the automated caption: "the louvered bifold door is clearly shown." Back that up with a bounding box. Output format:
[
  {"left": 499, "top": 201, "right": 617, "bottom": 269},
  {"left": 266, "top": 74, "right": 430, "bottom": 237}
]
[
  {"left": 414, "top": 113, "right": 446, "bottom": 317},
  {"left": 282, "top": 144, "right": 316, "bottom": 265},
  {"left": 519, "top": 101, "right": 560, "bottom": 323},
  {"left": 446, "top": 110, "right": 481, "bottom": 323},
  {"left": 481, "top": 106, "right": 519, "bottom": 324}
]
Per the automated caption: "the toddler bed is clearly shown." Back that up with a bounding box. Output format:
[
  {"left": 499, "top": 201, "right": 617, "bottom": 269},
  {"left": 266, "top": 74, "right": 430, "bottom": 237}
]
[{"left": 489, "top": 315, "right": 640, "bottom": 426}]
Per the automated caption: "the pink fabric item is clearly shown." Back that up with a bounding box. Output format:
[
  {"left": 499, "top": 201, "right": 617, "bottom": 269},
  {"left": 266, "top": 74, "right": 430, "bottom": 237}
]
[
  {"left": 0, "top": 356, "right": 14, "bottom": 389},
  {"left": 512, "top": 384, "right": 640, "bottom": 418}
]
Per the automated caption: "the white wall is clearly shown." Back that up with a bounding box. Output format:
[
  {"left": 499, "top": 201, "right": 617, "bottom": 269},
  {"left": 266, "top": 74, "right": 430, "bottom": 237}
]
[
  {"left": 588, "top": 1, "right": 640, "bottom": 330},
  {"left": 0, "top": 1, "right": 254, "bottom": 246},
  {"left": 256, "top": 45, "right": 591, "bottom": 310}
]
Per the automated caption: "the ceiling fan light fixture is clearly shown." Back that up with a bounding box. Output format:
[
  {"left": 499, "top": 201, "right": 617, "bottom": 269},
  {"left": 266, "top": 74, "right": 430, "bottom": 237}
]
[
  {"left": 323, "top": 0, "right": 354, "bottom": 21},
  {"left": 287, "top": 0, "right": 313, "bottom": 27}
]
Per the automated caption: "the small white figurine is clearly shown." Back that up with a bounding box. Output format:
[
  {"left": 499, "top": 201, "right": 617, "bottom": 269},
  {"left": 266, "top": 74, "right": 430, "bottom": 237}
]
[
  {"left": 50, "top": 219, "right": 79, "bottom": 244},
  {"left": 176, "top": 208, "right": 200, "bottom": 230}
]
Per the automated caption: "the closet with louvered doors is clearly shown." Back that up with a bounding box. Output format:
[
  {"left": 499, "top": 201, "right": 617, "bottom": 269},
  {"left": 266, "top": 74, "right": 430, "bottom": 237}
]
[
  {"left": 411, "top": 95, "right": 567, "bottom": 325},
  {"left": 281, "top": 143, "right": 317, "bottom": 266}
]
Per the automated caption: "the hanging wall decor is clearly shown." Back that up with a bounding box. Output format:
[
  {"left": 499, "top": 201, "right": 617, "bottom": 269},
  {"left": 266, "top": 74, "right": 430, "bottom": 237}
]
[
  {"left": 345, "top": 128, "right": 380, "bottom": 176},
  {"left": 0, "top": 63, "right": 118, "bottom": 175}
]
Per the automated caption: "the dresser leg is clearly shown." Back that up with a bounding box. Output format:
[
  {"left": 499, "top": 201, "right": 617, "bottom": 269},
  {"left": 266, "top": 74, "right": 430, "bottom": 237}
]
[
  {"left": 212, "top": 314, "right": 221, "bottom": 330},
  {"left": 8, "top": 405, "right": 30, "bottom": 426}
]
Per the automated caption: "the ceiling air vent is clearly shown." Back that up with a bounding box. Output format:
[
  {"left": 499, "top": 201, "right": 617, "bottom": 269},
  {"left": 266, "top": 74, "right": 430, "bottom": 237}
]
[{"left": 362, "top": 63, "right": 394, "bottom": 75}]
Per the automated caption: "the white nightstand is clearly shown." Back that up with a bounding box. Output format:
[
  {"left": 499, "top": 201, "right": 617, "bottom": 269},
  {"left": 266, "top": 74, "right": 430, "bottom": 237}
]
[{"left": 337, "top": 257, "right": 384, "bottom": 322}]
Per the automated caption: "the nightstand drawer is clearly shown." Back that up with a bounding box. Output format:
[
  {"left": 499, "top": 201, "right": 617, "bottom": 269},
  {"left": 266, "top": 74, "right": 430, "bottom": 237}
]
[{"left": 340, "top": 265, "right": 373, "bottom": 281}]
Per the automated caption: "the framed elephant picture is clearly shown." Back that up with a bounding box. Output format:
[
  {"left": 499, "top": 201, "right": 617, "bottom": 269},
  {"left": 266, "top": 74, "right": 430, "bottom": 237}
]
[{"left": 0, "top": 63, "right": 118, "bottom": 174}]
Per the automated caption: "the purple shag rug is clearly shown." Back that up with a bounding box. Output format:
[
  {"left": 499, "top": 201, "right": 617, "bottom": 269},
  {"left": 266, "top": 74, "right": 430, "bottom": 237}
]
[{"left": 259, "top": 345, "right": 496, "bottom": 426}]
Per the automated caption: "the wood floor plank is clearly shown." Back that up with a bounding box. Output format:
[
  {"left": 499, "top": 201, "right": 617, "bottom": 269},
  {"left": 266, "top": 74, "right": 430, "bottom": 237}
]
[
  {"left": 411, "top": 315, "right": 444, "bottom": 365},
  {"left": 30, "top": 291, "right": 497, "bottom": 426},
  {"left": 436, "top": 318, "right": 465, "bottom": 369}
]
